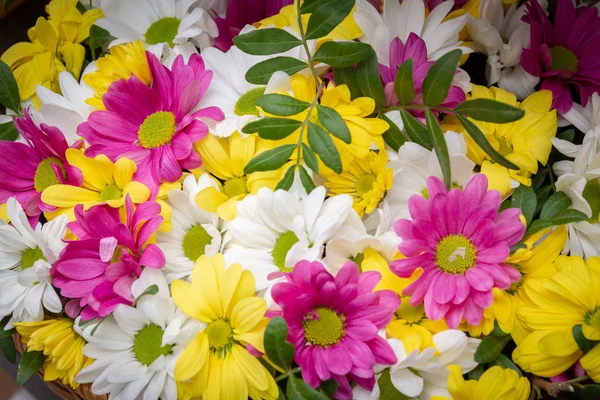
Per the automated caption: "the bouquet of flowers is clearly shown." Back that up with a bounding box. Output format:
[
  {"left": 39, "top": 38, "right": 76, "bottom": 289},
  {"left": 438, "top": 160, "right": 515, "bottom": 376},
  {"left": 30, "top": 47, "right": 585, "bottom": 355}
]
[{"left": 0, "top": 0, "right": 599, "bottom": 399}]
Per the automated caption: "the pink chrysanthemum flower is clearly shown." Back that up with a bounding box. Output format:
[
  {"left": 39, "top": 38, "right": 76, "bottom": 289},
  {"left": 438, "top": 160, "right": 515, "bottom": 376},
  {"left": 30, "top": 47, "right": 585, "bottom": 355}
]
[
  {"left": 379, "top": 34, "right": 465, "bottom": 111},
  {"left": 52, "top": 197, "right": 165, "bottom": 320},
  {"left": 79, "top": 52, "right": 224, "bottom": 188},
  {"left": 272, "top": 260, "right": 399, "bottom": 399},
  {"left": 521, "top": 0, "right": 600, "bottom": 113},
  {"left": 0, "top": 111, "right": 81, "bottom": 220},
  {"left": 390, "top": 175, "right": 525, "bottom": 329}
]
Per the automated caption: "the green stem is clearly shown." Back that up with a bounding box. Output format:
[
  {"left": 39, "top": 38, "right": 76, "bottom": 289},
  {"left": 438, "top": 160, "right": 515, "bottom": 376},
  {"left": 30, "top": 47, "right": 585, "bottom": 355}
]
[
  {"left": 295, "top": 82, "right": 323, "bottom": 167},
  {"left": 548, "top": 165, "right": 557, "bottom": 193},
  {"left": 383, "top": 104, "right": 456, "bottom": 114},
  {"left": 295, "top": 1, "right": 319, "bottom": 85},
  {"left": 275, "top": 367, "right": 301, "bottom": 382}
]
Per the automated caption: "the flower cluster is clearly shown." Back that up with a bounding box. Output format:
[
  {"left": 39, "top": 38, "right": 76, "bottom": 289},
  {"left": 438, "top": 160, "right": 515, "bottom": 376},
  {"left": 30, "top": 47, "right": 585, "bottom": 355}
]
[{"left": 0, "top": 0, "right": 598, "bottom": 399}]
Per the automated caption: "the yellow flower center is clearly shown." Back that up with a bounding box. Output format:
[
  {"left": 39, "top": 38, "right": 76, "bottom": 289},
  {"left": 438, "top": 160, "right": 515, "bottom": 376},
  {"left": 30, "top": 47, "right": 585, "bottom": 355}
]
[
  {"left": 234, "top": 87, "right": 266, "bottom": 117},
  {"left": 272, "top": 231, "right": 299, "bottom": 272},
  {"left": 223, "top": 176, "right": 248, "bottom": 198},
  {"left": 435, "top": 235, "right": 477, "bottom": 275},
  {"left": 550, "top": 46, "right": 579, "bottom": 77},
  {"left": 583, "top": 180, "right": 600, "bottom": 223},
  {"left": 206, "top": 318, "right": 234, "bottom": 355},
  {"left": 34, "top": 157, "right": 65, "bottom": 192},
  {"left": 99, "top": 183, "right": 123, "bottom": 201},
  {"left": 145, "top": 17, "right": 181, "bottom": 47},
  {"left": 21, "top": 247, "right": 46, "bottom": 271},
  {"left": 133, "top": 324, "right": 173, "bottom": 366},
  {"left": 138, "top": 111, "right": 177, "bottom": 149},
  {"left": 303, "top": 307, "right": 345, "bottom": 347},
  {"left": 356, "top": 174, "right": 377, "bottom": 196},
  {"left": 395, "top": 301, "right": 426, "bottom": 325},
  {"left": 182, "top": 224, "right": 213, "bottom": 262}
]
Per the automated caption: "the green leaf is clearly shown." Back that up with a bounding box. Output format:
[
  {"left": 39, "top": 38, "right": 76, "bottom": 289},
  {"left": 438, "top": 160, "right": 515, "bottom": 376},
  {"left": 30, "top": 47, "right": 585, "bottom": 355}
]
[
  {"left": 302, "top": 143, "right": 319, "bottom": 174},
  {"left": 474, "top": 333, "right": 511, "bottom": 364},
  {"left": 491, "top": 322, "right": 507, "bottom": 336},
  {"left": 492, "top": 354, "right": 524, "bottom": 377},
  {"left": 17, "top": 350, "right": 45, "bottom": 385},
  {"left": 378, "top": 369, "right": 410, "bottom": 399},
  {"left": 133, "top": 284, "right": 159, "bottom": 306},
  {"left": 455, "top": 99, "right": 525, "bottom": 123},
  {"left": 243, "top": 118, "right": 302, "bottom": 140},
  {"left": 456, "top": 114, "right": 519, "bottom": 170},
  {"left": 233, "top": 28, "right": 302, "bottom": 55},
  {"left": 400, "top": 109, "right": 432, "bottom": 150},
  {"left": 573, "top": 384, "right": 600, "bottom": 400},
  {"left": 540, "top": 192, "right": 571, "bottom": 220},
  {"left": 245, "top": 57, "right": 308, "bottom": 85},
  {"left": 0, "top": 121, "right": 19, "bottom": 141},
  {"left": 535, "top": 185, "right": 554, "bottom": 214},
  {"left": 510, "top": 242, "right": 526, "bottom": 253},
  {"left": 332, "top": 67, "right": 361, "bottom": 99},
  {"left": 394, "top": 59, "right": 416, "bottom": 106},
  {"left": 510, "top": 185, "right": 537, "bottom": 225},
  {"left": 356, "top": 48, "right": 386, "bottom": 109},
  {"left": 425, "top": 109, "right": 451, "bottom": 189},
  {"left": 421, "top": 49, "right": 462, "bottom": 107},
  {"left": 557, "top": 128, "right": 575, "bottom": 142},
  {"left": 573, "top": 325, "right": 600, "bottom": 355},
  {"left": 524, "top": 220, "right": 555, "bottom": 238},
  {"left": 264, "top": 316, "right": 295, "bottom": 370},
  {"left": 276, "top": 165, "right": 297, "bottom": 191},
  {"left": 256, "top": 94, "right": 310, "bottom": 116},
  {"left": 88, "top": 25, "right": 111, "bottom": 51},
  {"left": 287, "top": 375, "right": 330, "bottom": 400},
  {"left": 0, "top": 60, "right": 21, "bottom": 113},
  {"left": 307, "top": 122, "right": 342, "bottom": 173},
  {"left": 380, "top": 113, "right": 407, "bottom": 152},
  {"left": 301, "top": 0, "right": 335, "bottom": 13},
  {"left": 550, "top": 209, "right": 589, "bottom": 225},
  {"left": 313, "top": 41, "right": 371, "bottom": 67},
  {"left": 304, "top": 0, "right": 355, "bottom": 40},
  {"left": 316, "top": 105, "right": 351, "bottom": 144},
  {"left": 467, "top": 364, "right": 485, "bottom": 381},
  {"left": 0, "top": 335, "right": 16, "bottom": 364},
  {"left": 298, "top": 166, "right": 316, "bottom": 194},
  {"left": 319, "top": 380, "right": 339, "bottom": 397},
  {"left": 244, "top": 145, "right": 296, "bottom": 174}
]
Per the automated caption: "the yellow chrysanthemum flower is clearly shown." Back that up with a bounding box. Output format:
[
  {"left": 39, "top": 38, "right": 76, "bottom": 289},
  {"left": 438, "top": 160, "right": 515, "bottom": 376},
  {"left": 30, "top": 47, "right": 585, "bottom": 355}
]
[
  {"left": 1, "top": 0, "right": 102, "bottom": 105},
  {"left": 513, "top": 256, "right": 600, "bottom": 380},
  {"left": 432, "top": 365, "right": 530, "bottom": 400},
  {"left": 324, "top": 150, "right": 392, "bottom": 217},
  {"left": 194, "top": 132, "right": 287, "bottom": 220},
  {"left": 83, "top": 40, "right": 152, "bottom": 109},
  {"left": 171, "top": 253, "right": 278, "bottom": 400},
  {"left": 443, "top": 85, "right": 557, "bottom": 197},
  {"left": 15, "top": 319, "right": 92, "bottom": 389},
  {"left": 461, "top": 226, "right": 567, "bottom": 343}
]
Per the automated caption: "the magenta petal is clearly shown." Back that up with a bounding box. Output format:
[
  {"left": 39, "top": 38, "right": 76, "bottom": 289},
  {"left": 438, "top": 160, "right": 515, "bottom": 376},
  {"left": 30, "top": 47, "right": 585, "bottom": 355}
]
[
  {"left": 140, "top": 244, "right": 166, "bottom": 269},
  {"left": 113, "top": 275, "right": 136, "bottom": 302},
  {"left": 465, "top": 267, "right": 494, "bottom": 291},
  {"left": 99, "top": 237, "right": 118, "bottom": 262},
  {"left": 433, "top": 273, "right": 456, "bottom": 304}
]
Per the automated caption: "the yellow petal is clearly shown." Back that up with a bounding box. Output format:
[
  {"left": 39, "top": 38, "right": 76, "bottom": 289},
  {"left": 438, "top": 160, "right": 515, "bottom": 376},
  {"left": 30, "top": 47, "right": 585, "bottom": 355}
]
[
  {"left": 235, "top": 318, "right": 268, "bottom": 354},
  {"left": 59, "top": 43, "right": 85, "bottom": 79},
  {"left": 76, "top": 8, "right": 104, "bottom": 43},
  {"left": 42, "top": 185, "right": 100, "bottom": 207},
  {"left": 221, "top": 348, "right": 248, "bottom": 400},
  {"left": 196, "top": 135, "right": 233, "bottom": 180},
  {"left": 204, "top": 354, "right": 223, "bottom": 400},
  {"left": 217, "top": 196, "right": 240, "bottom": 220},
  {"left": 231, "top": 344, "right": 270, "bottom": 392},
  {"left": 538, "top": 330, "right": 580, "bottom": 357},
  {"left": 229, "top": 133, "right": 255, "bottom": 177},
  {"left": 171, "top": 279, "right": 215, "bottom": 323},
  {"left": 122, "top": 181, "right": 150, "bottom": 203},
  {"left": 195, "top": 187, "right": 228, "bottom": 214},
  {"left": 174, "top": 332, "right": 209, "bottom": 381},
  {"left": 113, "top": 157, "right": 137, "bottom": 189},
  {"left": 35, "top": 17, "right": 58, "bottom": 53},
  {"left": 66, "top": 149, "right": 113, "bottom": 191},
  {"left": 231, "top": 297, "right": 266, "bottom": 334},
  {"left": 191, "top": 255, "right": 223, "bottom": 317}
]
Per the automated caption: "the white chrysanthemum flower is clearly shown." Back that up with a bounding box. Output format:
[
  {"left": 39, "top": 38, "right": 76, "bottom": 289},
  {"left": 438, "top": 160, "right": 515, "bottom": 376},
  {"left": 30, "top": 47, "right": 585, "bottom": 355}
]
[
  {"left": 96, "top": 0, "right": 218, "bottom": 64},
  {"left": 554, "top": 129, "right": 600, "bottom": 258},
  {"left": 376, "top": 131, "right": 476, "bottom": 233},
  {"left": 353, "top": 331, "right": 480, "bottom": 400},
  {"left": 470, "top": 0, "right": 545, "bottom": 100},
  {"left": 76, "top": 268, "right": 202, "bottom": 400},
  {"left": 555, "top": 93, "right": 600, "bottom": 157},
  {"left": 224, "top": 186, "right": 353, "bottom": 292},
  {"left": 0, "top": 198, "right": 67, "bottom": 329},
  {"left": 156, "top": 174, "right": 227, "bottom": 282},
  {"left": 354, "top": 0, "right": 471, "bottom": 63}
]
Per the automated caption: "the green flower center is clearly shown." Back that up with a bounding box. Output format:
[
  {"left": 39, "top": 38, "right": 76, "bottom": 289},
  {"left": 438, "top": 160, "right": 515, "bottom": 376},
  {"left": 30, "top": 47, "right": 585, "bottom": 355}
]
[
  {"left": 350, "top": 252, "right": 365, "bottom": 271},
  {"left": 394, "top": 301, "right": 426, "bottom": 325},
  {"left": 272, "top": 231, "right": 299, "bottom": 272},
  {"left": 145, "top": 17, "right": 181, "bottom": 47},
  {"left": 496, "top": 137, "right": 513, "bottom": 157},
  {"left": 234, "top": 87, "right": 266, "bottom": 117},
  {"left": 435, "top": 235, "right": 477, "bottom": 274},
  {"left": 138, "top": 111, "right": 177, "bottom": 149},
  {"left": 303, "top": 307, "right": 345, "bottom": 347},
  {"left": 34, "top": 157, "right": 65, "bottom": 192},
  {"left": 99, "top": 183, "right": 122, "bottom": 201},
  {"left": 583, "top": 180, "right": 600, "bottom": 224},
  {"left": 206, "top": 318, "right": 234, "bottom": 356},
  {"left": 356, "top": 174, "right": 376, "bottom": 196},
  {"left": 585, "top": 308, "right": 600, "bottom": 329},
  {"left": 21, "top": 247, "right": 46, "bottom": 271},
  {"left": 133, "top": 324, "right": 173, "bottom": 366},
  {"left": 550, "top": 46, "right": 579, "bottom": 77},
  {"left": 223, "top": 176, "right": 248, "bottom": 198},
  {"left": 182, "top": 224, "right": 213, "bottom": 262}
]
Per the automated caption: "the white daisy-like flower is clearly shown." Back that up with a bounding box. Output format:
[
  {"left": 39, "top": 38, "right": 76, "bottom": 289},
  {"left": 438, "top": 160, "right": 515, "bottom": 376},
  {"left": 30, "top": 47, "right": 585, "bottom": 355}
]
[
  {"left": 156, "top": 174, "right": 227, "bottom": 282},
  {"left": 555, "top": 93, "right": 600, "bottom": 157},
  {"left": 470, "top": 0, "right": 545, "bottom": 100},
  {"left": 376, "top": 131, "right": 476, "bottom": 233},
  {"left": 354, "top": 0, "right": 471, "bottom": 63},
  {"left": 224, "top": 186, "right": 353, "bottom": 292},
  {"left": 554, "top": 129, "right": 600, "bottom": 258},
  {"left": 0, "top": 198, "right": 67, "bottom": 329},
  {"left": 353, "top": 331, "right": 480, "bottom": 400},
  {"left": 96, "top": 0, "right": 218, "bottom": 64},
  {"left": 76, "top": 268, "right": 202, "bottom": 400}
]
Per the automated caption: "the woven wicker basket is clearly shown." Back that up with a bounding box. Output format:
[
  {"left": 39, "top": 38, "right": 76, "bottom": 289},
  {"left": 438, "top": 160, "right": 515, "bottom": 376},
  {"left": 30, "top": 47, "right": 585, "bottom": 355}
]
[{"left": 13, "top": 334, "right": 108, "bottom": 400}]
